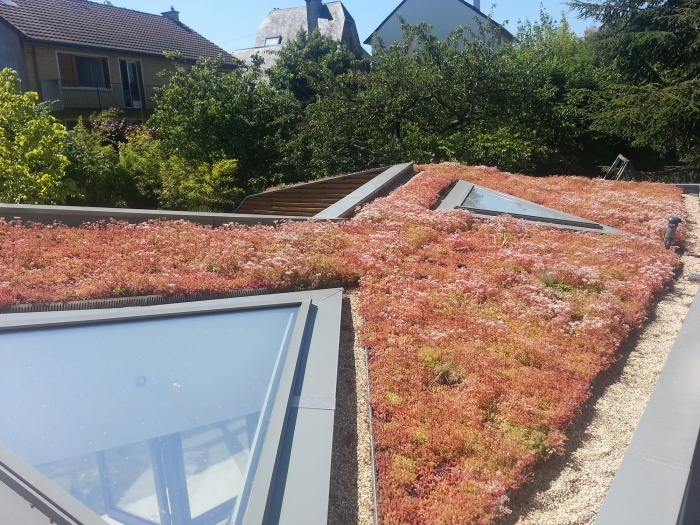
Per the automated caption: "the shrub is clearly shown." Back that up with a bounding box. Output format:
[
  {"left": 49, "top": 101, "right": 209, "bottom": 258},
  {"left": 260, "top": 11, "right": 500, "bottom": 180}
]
[{"left": 0, "top": 68, "right": 71, "bottom": 204}]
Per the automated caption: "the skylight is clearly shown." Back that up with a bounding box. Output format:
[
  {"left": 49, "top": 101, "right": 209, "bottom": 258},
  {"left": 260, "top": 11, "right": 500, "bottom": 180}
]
[
  {"left": 461, "top": 185, "right": 575, "bottom": 220},
  {"left": 438, "top": 180, "right": 616, "bottom": 232},
  {"left": 0, "top": 289, "right": 343, "bottom": 525}
]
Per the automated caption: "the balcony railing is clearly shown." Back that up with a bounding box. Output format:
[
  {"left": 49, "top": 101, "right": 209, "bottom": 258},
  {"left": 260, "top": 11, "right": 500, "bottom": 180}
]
[{"left": 40, "top": 80, "right": 160, "bottom": 111}]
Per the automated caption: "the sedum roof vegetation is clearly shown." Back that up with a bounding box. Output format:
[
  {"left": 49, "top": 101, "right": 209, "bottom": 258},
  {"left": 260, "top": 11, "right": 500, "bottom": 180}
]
[{"left": 0, "top": 163, "right": 685, "bottom": 524}]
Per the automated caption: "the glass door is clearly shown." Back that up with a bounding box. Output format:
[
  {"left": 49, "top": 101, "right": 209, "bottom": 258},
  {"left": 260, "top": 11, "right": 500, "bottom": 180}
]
[{"left": 120, "top": 60, "right": 144, "bottom": 109}]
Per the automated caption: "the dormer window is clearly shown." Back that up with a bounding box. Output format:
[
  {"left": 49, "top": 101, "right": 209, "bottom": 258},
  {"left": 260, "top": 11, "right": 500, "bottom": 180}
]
[{"left": 264, "top": 36, "right": 282, "bottom": 46}]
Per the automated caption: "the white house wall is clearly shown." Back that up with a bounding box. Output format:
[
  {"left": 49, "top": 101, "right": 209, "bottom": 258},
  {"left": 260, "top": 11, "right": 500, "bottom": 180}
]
[{"left": 369, "top": 0, "right": 492, "bottom": 48}]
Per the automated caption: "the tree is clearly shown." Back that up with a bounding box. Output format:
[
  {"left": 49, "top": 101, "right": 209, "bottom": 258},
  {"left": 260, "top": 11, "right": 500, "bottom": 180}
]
[
  {"left": 0, "top": 68, "right": 71, "bottom": 204},
  {"left": 291, "top": 23, "right": 553, "bottom": 176},
  {"left": 151, "top": 57, "right": 301, "bottom": 190},
  {"left": 64, "top": 112, "right": 150, "bottom": 208},
  {"left": 118, "top": 130, "right": 244, "bottom": 212},
  {"left": 268, "top": 29, "right": 368, "bottom": 106},
  {"left": 510, "top": 13, "right": 618, "bottom": 173},
  {"left": 65, "top": 115, "right": 245, "bottom": 212},
  {"left": 569, "top": 0, "right": 700, "bottom": 173}
]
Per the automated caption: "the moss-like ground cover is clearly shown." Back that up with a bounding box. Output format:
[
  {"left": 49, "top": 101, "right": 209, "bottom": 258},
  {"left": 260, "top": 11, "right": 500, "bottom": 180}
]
[{"left": 0, "top": 164, "right": 684, "bottom": 523}]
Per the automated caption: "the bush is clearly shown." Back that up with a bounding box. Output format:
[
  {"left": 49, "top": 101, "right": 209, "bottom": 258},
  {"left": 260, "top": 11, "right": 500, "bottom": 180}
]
[{"left": 0, "top": 68, "right": 71, "bottom": 204}]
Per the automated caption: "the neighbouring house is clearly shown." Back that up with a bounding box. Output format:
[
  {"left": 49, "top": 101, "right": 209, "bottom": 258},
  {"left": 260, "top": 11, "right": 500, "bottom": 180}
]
[
  {"left": 364, "top": 0, "right": 514, "bottom": 51},
  {"left": 0, "top": 0, "right": 235, "bottom": 124},
  {"left": 232, "top": 0, "right": 369, "bottom": 68}
]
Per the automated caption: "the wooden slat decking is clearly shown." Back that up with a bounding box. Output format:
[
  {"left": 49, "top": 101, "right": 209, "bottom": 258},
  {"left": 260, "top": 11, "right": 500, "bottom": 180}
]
[{"left": 235, "top": 168, "right": 385, "bottom": 216}]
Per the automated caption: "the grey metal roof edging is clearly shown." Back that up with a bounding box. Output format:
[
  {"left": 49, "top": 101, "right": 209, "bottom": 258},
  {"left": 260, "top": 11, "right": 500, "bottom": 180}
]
[
  {"left": 265, "top": 288, "right": 344, "bottom": 523},
  {"left": 0, "top": 442, "right": 106, "bottom": 525},
  {"left": 438, "top": 180, "right": 624, "bottom": 234},
  {"left": 0, "top": 203, "right": 343, "bottom": 228},
  {"left": 236, "top": 298, "right": 312, "bottom": 524},
  {"left": 3, "top": 288, "right": 269, "bottom": 314},
  {"left": 314, "top": 162, "right": 415, "bottom": 219},
  {"left": 675, "top": 184, "right": 700, "bottom": 196},
  {"left": 0, "top": 288, "right": 344, "bottom": 525},
  {"left": 594, "top": 287, "right": 700, "bottom": 525},
  {"left": 437, "top": 179, "right": 474, "bottom": 210}
]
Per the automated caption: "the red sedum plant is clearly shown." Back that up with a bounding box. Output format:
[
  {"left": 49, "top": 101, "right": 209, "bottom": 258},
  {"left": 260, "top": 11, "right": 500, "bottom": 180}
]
[{"left": 0, "top": 164, "right": 684, "bottom": 524}]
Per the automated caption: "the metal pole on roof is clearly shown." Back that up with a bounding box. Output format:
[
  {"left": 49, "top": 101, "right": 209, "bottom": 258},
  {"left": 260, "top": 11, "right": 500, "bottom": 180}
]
[{"left": 665, "top": 216, "right": 682, "bottom": 249}]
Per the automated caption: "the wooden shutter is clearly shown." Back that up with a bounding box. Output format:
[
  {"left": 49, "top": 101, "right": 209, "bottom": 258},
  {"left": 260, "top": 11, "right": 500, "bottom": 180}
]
[{"left": 57, "top": 53, "right": 77, "bottom": 87}]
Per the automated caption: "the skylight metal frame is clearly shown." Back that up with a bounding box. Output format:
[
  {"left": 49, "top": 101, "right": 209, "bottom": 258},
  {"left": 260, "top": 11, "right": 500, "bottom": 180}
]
[
  {"left": 0, "top": 288, "right": 344, "bottom": 525},
  {"left": 438, "top": 180, "right": 621, "bottom": 234}
]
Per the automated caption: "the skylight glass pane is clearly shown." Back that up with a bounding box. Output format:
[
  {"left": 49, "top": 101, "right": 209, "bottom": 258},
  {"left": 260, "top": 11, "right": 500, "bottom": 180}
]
[
  {"left": 101, "top": 441, "right": 160, "bottom": 523},
  {"left": 0, "top": 306, "right": 298, "bottom": 525},
  {"left": 461, "top": 186, "right": 567, "bottom": 220}
]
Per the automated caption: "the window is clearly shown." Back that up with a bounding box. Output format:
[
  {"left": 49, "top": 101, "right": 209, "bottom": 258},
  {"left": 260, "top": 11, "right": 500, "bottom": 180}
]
[
  {"left": 119, "top": 60, "right": 144, "bottom": 109},
  {"left": 0, "top": 289, "right": 343, "bottom": 525},
  {"left": 438, "top": 180, "right": 618, "bottom": 233},
  {"left": 58, "top": 53, "right": 111, "bottom": 88},
  {"left": 264, "top": 36, "right": 282, "bottom": 46}
]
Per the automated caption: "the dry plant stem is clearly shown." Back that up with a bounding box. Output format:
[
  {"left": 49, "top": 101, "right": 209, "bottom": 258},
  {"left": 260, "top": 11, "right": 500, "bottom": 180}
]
[{"left": 501, "top": 194, "right": 700, "bottom": 525}]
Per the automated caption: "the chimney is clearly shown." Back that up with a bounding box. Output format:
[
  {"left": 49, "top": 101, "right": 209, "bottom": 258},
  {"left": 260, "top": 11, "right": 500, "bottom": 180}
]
[
  {"left": 161, "top": 6, "right": 180, "bottom": 22},
  {"left": 474, "top": 0, "right": 481, "bottom": 11},
  {"left": 306, "top": 0, "right": 322, "bottom": 33}
]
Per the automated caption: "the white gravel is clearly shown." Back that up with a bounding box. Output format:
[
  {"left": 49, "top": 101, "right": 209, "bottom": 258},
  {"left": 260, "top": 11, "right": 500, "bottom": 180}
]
[{"left": 498, "top": 194, "right": 700, "bottom": 525}]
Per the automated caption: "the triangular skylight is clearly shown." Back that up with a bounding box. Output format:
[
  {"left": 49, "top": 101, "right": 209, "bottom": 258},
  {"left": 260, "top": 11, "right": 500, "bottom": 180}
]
[
  {"left": 0, "top": 290, "right": 343, "bottom": 525},
  {"left": 439, "top": 181, "right": 614, "bottom": 232}
]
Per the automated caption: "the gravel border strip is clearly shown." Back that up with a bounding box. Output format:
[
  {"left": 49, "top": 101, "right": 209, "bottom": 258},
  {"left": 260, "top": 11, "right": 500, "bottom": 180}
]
[{"left": 328, "top": 291, "right": 375, "bottom": 525}]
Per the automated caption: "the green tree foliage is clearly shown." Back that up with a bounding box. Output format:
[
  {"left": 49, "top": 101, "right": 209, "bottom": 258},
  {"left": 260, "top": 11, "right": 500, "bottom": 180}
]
[
  {"left": 64, "top": 116, "right": 146, "bottom": 208},
  {"left": 65, "top": 113, "right": 244, "bottom": 212},
  {"left": 119, "top": 131, "right": 244, "bottom": 211},
  {"left": 511, "top": 13, "right": 617, "bottom": 173},
  {"left": 0, "top": 68, "right": 71, "bottom": 204},
  {"left": 151, "top": 57, "right": 301, "bottom": 190},
  {"left": 268, "top": 29, "right": 368, "bottom": 106},
  {"left": 569, "top": 0, "right": 700, "bottom": 172},
  {"left": 292, "top": 23, "right": 553, "bottom": 176}
]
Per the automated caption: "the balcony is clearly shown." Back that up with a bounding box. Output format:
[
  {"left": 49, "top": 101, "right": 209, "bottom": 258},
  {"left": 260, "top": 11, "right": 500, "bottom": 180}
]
[{"left": 40, "top": 79, "right": 159, "bottom": 112}]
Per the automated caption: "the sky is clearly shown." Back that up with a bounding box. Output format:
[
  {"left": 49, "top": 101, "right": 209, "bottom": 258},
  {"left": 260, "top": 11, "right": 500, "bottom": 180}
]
[{"left": 107, "top": 1, "right": 595, "bottom": 51}]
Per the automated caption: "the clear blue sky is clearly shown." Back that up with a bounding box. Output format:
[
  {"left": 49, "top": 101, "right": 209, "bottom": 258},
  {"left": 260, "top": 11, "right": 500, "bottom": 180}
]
[{"left": 107, "top": 1, "right": 594, "bottom": 51}]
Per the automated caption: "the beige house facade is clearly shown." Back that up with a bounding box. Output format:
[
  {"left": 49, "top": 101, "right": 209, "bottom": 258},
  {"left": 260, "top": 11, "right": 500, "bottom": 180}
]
[{"left": 0, "top": 0, "right": 234, "bottom": 123}]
